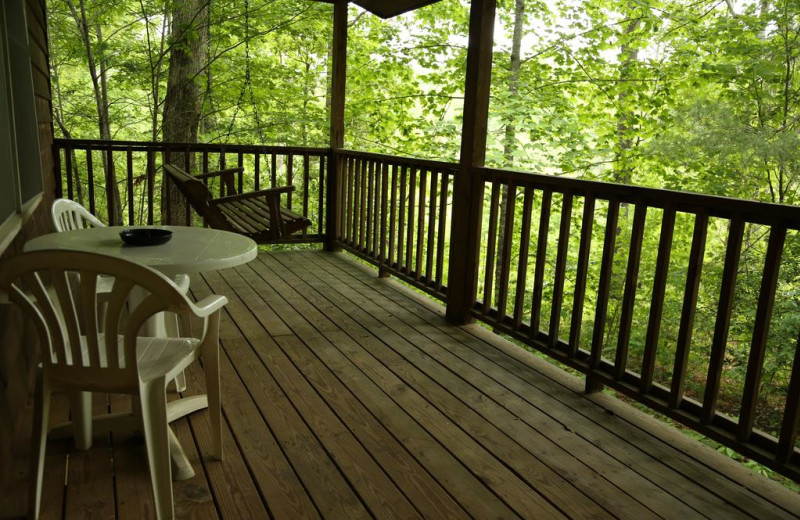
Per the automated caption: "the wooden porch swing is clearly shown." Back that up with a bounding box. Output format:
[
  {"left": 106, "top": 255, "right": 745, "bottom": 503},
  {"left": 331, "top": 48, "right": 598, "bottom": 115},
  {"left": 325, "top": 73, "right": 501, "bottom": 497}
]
[{"left": 163, "top": 164, "right": 311, "bottom": 243}]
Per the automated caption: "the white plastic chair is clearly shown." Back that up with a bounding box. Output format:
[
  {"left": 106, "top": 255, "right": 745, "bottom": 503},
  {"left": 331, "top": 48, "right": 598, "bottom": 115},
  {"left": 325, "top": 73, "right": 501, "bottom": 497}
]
[
  {"left": 0, "top": 250, "right": 227, "bottom": 520},
  {"left": 51, "top": 198, "right": 191, "bottom": 391}
]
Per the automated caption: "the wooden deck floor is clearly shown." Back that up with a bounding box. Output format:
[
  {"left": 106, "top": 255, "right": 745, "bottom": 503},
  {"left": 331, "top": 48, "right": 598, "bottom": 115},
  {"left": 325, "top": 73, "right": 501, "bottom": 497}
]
[{"left": 7, "top": 249, "right": 800, "bottom": 519}]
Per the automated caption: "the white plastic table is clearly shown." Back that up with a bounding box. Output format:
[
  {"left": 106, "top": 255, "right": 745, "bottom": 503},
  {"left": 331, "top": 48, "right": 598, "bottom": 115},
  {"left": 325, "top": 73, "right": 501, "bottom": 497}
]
[{"left": 25, "top": 225, "right": 257, "bottom": 479}]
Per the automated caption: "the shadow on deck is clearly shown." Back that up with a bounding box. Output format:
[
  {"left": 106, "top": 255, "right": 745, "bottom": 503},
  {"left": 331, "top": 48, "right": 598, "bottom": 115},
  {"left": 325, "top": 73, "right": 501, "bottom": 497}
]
[{"left": 9, "top": 250, "right": 800, "bottom": 519}]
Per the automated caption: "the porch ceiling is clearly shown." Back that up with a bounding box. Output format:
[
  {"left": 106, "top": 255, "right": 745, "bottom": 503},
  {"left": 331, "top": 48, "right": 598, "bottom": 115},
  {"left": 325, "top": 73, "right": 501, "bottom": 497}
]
[{"left": 312, "top": 0, "right": 443, "bottom": 18}]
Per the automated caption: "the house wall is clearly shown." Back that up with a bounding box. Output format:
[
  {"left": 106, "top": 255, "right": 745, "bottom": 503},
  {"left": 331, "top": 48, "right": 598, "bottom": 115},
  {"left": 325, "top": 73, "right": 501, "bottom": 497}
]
[{"left": 0, "top": 0, "right": 55, "bottom": 506}]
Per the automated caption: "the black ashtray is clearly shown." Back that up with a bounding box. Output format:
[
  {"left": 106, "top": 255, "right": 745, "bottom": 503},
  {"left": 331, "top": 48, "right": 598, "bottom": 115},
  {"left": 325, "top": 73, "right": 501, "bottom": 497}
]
[{"left": 120, "top": 228, "right": 173, "bottom": 246}]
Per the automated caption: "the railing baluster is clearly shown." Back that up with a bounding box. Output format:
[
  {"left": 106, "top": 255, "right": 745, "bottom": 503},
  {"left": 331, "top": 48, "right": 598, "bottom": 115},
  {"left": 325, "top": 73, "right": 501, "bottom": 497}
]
[
  {"left": 513, "top": 187, "right": 533, "bottom": 329},
  {"left": 183, "top": 149, "right": 191, "bottom": 225},
  {"left": 435, "top": 172, "right": 450, "bottom": 292},
  {"left": 702, "top": 217, "right": 745, "bottom": 424},
  {"left": 287, "top": 154, "right": 294, "bottom": 211},
  {"left": 425, "top": 170, "right": 438, "bottom": 283},
  {"left": 237, "top": 152, "right": 244, "bottom": 193},
  {"left": 352, "top": 157, "right": 360, "bottom": 246},
  {"left": 380, "top": 161, "right": 389, "bottom": 265},
  {"left": 482, "top": 181, "right": 501, "bottom": 314},
  {"left": 589, "top": 200, "right": 620, "bottom": 378},
  {"left": 202, "top": 151, "right": 209, "bottom": 176},
  {"left": 303, "top": 154, "right": 310, "bottom": 238},
  {"left": 640, "top": 206, "right": 676, "bottom": 393},
  {"left": 415, "top": 169, "right": 428, "bottom": 281},
  {"left": 146, "top": 149, "right": 154, "bottom": 225},
  {"left": 670, "top": 211, "right": 708, "bottom": 409},
  {"left": 105, "top": 146, "right": 115, "bottom": 225},
  {"left": 496, "top": 182, "right": 516, "bottom": 324},
  {"left": 64, "top": 145, "right": 72, "bottom": 200},
  {"left": 126, "top": 148, "right": 134, "bottom": 225},
  {"left": 405, "top": 167, "right": 417, "bottom": 274},
  {"left": 568, "top": 196, "right": 595, "bottom": 357},
  {"left": 86, "top": 148, "right": 95, "bottom": 216},
  {"left": 530, "top": 189, "right": 552, "bottom": 336},
  {"left": 397, "top": 165, "right": 408, "bottom": 269},
  {"left": 614, "top": 203, "right": 648, "bottom": 380},
  {"left": 549, "top": 192, "right": 573, "bottom": 349},
  {"left": 738, "top": 224, "right": 786, "bottom": 441},
  {"left": 778, "top": 334, "right": 800, "bottom": 463},
  {"left": 60, "top": 147, "right": 69, "bottom": 200},
  {"left": 359, "top": 158, "right": 368, "bottom": 250},
  {"left": 366, "top": 160, "right": 375, "bottom": 255},
  {"left": 319, "top": 156, "right": 325, "bottom": 238},
  {"left": 345, "top": 157, "right": 354, "bottom": 245},
  {"left": 375, "top": 161, "right": 383, "bottom": 256},
  {"left": 388, "top": 164, "right": 399, "bottom": 268},
  {"left": 254, "top": 153, "right": 260, "bottom": 190},
  {"left": 271, "top": 153, "right": 277, "bottom": 188}
]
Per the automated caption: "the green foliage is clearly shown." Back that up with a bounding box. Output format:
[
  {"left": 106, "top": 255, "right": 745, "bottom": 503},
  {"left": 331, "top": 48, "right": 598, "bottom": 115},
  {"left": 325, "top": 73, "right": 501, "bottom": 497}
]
[{"left": 51, "top": 0, "right": 800, "bottom": 476}]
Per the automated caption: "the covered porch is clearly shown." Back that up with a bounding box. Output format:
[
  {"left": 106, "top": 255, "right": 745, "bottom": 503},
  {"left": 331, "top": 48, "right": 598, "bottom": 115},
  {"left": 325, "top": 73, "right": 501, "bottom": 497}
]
[{"left": 3, "top": 249, "right": 798, "bottom": 519}]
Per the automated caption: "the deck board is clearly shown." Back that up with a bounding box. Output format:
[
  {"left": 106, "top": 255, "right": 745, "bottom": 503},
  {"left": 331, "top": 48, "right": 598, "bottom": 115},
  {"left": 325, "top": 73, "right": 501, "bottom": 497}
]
[{"left": 24, "top": 250, "right": 800, "bottom": 520}]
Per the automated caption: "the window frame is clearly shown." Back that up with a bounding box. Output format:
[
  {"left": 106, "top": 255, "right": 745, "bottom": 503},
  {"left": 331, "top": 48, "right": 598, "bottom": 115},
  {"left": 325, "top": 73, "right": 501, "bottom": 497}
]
[{"left": 0, "top": 0, "right": 43, "bottom": 254}]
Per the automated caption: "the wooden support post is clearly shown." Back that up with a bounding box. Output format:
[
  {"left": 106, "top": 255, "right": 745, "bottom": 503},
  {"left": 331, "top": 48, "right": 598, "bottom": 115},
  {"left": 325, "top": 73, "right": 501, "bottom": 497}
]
[
  {"left": 445, "top": 0, "right": 496, "bottom": 324},
  {"left": 325, "top": 0, "right": 347, "bottom": 252}
]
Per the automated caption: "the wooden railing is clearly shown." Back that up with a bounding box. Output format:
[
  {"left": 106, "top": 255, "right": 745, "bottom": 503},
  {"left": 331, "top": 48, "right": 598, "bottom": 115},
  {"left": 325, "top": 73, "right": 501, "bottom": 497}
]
[
  {"left": 476, "top": 167, "right": 800, "bottom": 480},
  {"left": 52, "top": 139, "right": 800, "bottom": 480},
  {"left": 334, "top": 150, "right": 456, "bottom": 300},
  {"left": 53, "top": 139, "right": 328, "bottom": 241}
]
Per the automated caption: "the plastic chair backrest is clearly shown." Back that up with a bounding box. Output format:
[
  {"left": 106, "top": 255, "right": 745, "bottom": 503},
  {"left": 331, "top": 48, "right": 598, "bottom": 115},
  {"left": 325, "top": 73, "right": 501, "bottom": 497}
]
[
  {"left": 52, "top": 198, "right": 105, "bottom": 232},
  {"left": 0, "top": 250, "right": 193, "bottom": 392}
]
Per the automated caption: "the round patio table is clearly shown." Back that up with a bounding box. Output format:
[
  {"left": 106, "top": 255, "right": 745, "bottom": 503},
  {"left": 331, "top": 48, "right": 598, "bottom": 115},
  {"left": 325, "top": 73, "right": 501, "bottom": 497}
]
[{"left": 25, "top": 225, "right": 257, "bottom": 479}]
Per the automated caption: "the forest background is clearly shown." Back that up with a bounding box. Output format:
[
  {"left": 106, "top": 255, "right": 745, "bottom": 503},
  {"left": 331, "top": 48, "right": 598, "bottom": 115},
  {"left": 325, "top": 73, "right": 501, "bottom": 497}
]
[{"left": 47, "top": 0, "right": 800, "bottom": 483}]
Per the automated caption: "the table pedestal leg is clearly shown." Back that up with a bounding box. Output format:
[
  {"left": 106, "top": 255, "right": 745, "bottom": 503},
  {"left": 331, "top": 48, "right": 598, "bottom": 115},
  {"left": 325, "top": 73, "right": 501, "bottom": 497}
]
[{"left": 48, "top": 394, "right": 209, "bottom": 481}]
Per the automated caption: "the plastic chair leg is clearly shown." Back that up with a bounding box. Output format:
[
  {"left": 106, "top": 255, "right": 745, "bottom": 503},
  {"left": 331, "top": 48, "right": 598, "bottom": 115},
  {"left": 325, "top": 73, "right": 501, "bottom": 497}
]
[
  {"left": 139, "top": 379, "right": 174, "bottom": 520},
  {"left": 28, "top": 369, "right": 51, "bottom": 520},
  {"left": 69, "top": 391, "right": 93, "bottom": 450},
  {"left": 203, "top": 345, "right": 222, "bottom": 460}
]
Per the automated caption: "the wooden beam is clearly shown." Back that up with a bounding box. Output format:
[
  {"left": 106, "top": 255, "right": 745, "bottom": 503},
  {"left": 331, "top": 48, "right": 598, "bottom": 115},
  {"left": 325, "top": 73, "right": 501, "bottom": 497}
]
[
  {"left": 325, "top": 0, "right": 347, "bottom": 251},
  {"left": 445, "top": 0, "right": 497, "bottom": 324}
]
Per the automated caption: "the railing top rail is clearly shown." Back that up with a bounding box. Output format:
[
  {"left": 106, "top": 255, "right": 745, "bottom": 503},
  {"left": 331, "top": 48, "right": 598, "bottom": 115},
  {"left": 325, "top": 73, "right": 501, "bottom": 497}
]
[
  {"left": 54, "top": 138, "right": 329, "bottom": 155},
  {"left": 483, "top": 166, "right": 800, "bottom": 227},
  {"left": 336, "top": 148, "right": 459, "bottom": 172}
]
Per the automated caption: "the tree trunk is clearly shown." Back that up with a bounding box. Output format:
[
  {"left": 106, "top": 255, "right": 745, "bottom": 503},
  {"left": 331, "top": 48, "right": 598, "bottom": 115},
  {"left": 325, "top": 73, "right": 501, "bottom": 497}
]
[
  {"left": 50, "top": 42, "right": 83, "bottom": 204},
  {"left": 162, "top": 0, "right": 210, "bottom": 224},
  {"left": 495, "top": 0, "right": 525, "bottom": 310},
  {"left": 66, "top": 0, "right": 122, "bottom": 223},
  {"left": 140, "top": 1, "right": 169, "bottom": 141}
]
